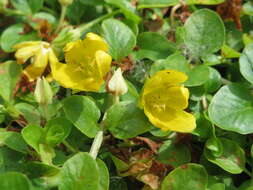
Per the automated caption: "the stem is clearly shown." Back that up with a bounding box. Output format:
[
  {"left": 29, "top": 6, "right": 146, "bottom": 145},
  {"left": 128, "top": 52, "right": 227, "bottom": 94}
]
[
  {"left": 62, "top": 140, "right": 78, "bottom": 153},
  {"left": 243, "top": 167, "right": 252, "bottom": 177},
  {"left": 113, "top": 95, "right": 119, "bottom": 104},
  {"left": 78, "top": 10, "right": 121, "bottom": 34},
  {"left": 55, "top": 5, "right": 67, "bottom": 34},
  {"left": 170, "top": 4, "right": 182, "bottom": 28},
  {"left": 202, "top": 96, "right": 208, "bottom": 110},
  {"left": 89, "top": 130, "right": 103, "bottom": 159}
]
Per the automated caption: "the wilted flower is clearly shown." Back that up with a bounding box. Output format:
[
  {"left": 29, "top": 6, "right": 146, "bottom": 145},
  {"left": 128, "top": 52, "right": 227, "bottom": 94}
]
[
  {"left": 108, "top": 68, "right": 128, "bottom": 96},
  {"left": 14, "top": 41, "right": 58, "bottom": 81},
  {"left": 140, "top": 70, "right": 196, "bottom": 132},
  {"left": 50, "top": 32, "right": 112, "bottom": 92}
]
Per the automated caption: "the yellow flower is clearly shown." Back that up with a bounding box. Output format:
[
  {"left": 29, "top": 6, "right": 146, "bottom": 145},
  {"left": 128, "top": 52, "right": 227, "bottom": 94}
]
[
  {"left": 14, "top": 41, "right": 58, "bottom": 81},
  {"left": 140, "top": 70, "right": 196, "bottom": 133},
  {"left": 50, "top": 32, "right": 112, "bottom": 92}
]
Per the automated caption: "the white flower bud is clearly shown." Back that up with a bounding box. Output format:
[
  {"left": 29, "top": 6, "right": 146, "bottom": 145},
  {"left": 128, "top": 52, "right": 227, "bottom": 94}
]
[
  {"left": 108, "top": 68, "right": 128, "bottom": 96},
  {"left": 58, "top": 0, "right": 73, "bottom": 6},
  {"left": 34, "top": 77, "right": 53, "bottom": 105}
]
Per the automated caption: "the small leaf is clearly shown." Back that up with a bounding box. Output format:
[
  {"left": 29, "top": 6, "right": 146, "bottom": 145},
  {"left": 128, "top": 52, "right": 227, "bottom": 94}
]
[
  {"left": 102, "top": 19, "right": 136, "bottom": 61},
  {"left": 15, "top": 103, "right": 41, "bottom": 125},
  {"left": 0, "top": 131, "right": 28, "bottom": 154},
  {"left": 10, "top": 0, "right": 32, "bottom": 14},
  {"left": 208, "top": 83, "right": 253, "bottom": 134},
  {"left": 0, "top": 172, "right": 31, "bottom": 190},
  {"left": 184, "top": 65, "right": 210, "bottom": 87},
  {"left": 157, "top": 140, "right": 191, "bottom": 167},
  {"left": 184, "top": 9, "right": 225, "bottom": 57},
  {"left": 0, "top": 61, "right": 22, "bottom": 102},
  {"left": 105, "top": 0, "right": 140, "bottom": 23},
  {"left": 105, "top": 101, "right": 152, "bottom": 139},
  {"left": 0, "top": 24, "right": 38, "bottom": 52},
  {"left": 22, "top": 125, "right": 44, "bottom": 152},
  {"left": 239, "top": 43, "right": 253, "bottom": 84},
  {"left": 44, "top": 117, "right": 72, "bottom": 147},
  {"left": 97, "top": 159, "right": 109, "bottom": 190},
  {"left": 204, "top": 138, "right": 245, "bottom": 174},
  {"left": 137, "top": 0, "right": 179, "bottom": 8},
  {"left": 161, "top": 163, "right": 208, "bottom": 190},
  {"left": 59, "top": 152, "right": 100, "bottom": 190},
  {"left": 63, "top": 95, "right": 101, "bottom": 138},
  {"left": 135, "top": 32, "right": 176, "bottom": 60}
]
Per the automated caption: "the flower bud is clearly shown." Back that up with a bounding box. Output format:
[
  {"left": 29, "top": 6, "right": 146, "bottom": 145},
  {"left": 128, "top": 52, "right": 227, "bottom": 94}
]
[
  {"left": 108, "top": 68, "right": 128, "bottom": 96},
  {"left": 58, "top": 0, "right": 73, "bottom": 6},
  {"left": 34, "top": 77, "right": 53, "bottom": 105}
]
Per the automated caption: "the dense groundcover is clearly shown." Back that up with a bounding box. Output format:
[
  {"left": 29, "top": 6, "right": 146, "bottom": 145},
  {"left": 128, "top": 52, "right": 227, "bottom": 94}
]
[{"left": 1, "top": 0, "right": 253, "bottom": 189}]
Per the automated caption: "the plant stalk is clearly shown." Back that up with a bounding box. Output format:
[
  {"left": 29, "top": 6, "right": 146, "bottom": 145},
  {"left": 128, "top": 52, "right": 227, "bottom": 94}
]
[{"left": 89, "top": 130, "right": 103, "bottom": 159}]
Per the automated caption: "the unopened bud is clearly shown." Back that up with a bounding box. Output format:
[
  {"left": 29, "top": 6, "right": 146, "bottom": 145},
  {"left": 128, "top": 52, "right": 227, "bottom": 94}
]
[
  {"left": 108, "top": 68, "right": 128, "bottom": 96},
  {"left": 58, "top": 0, "right": 73, "bottom": 6},
  {"left": 34, "top": 77, "right": 53, "bottom": 105}
]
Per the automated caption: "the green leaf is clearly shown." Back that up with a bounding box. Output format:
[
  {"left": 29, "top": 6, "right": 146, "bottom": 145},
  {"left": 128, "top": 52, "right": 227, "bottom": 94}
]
[
  {"left": 59, "top": 152, "right": 100, "bottom": 190},
  {"left": 135, "top": 32, "right": 176, "bottom": 60},
  {"left": 24, "top": 161, "right": 59, "bottom": 178},
  {"left": 105, "top": 101, "right": 152, "bottom": 139},
  {"left": 10, "top": 0, "right": 32, "bottom": 14},
  {"left": 203, "top": 67, "right": 222, "bottom": 93},
  {"left": 0, "top": 172, "right": 31, "bottom": 190},
  {"left": 102, "top": 19, "right": 136, "bottom": 61},
  {"left": 0, "top": 131, "right": 28, "bottom": 154},
  {"left": 0, "top": 24, "right": 38, "bottom": 52},
  {"left": 158, "top": 140, "right": 191, "bottom": 167},
  {"left": 243, "top": 2, "right": 253, "bottom": 16},
  {"left": 161, "top": 163, "right": 208, "bottom": 190},
  {"left": 0, "top": 61, "right": 22, "bottom": 102},
  {"left": 27, "top": 0, "right": 44, "bottom": 13},
  {"left": 150, "top": 53, "right": 189, "bottom": 75},
  {"left": 22, "top": 125, "right": 44, "bottom": 152},
  {"left": 239, "top": 43, "right": 253, "bottom": 84},
  {"left": 97, "top": 159, "right": 109, "bottom": 190},
  {"left": 221, "top": 44, "right": 241, "bottom": 58},
  {"left": 63, "top": 95, "right": 101, "bottom": 138},
  {"left": 105, "top": 0, "right": 140, "bottom": 23},
  {"left": 204, "top": 138, "right": 245, "bottom": 174},
  {"left": 184, "top": 65, "right": 210, "bottom": 87},
  {"left": 186, "top": 0, "right": 225, "bottom": 5},
  {"left": 208, "top": 83, "right": 253, "bottom": 134},
  {"left": 15, "top": 103, "right": 41, "bottom": 125},
  {"left": 183, "top": 9, "right": 225, "bottom": 57},
  {"left": 138, "top": 0, "right": 179, "bottom": 8},
  {"left": 44, "top": 117, "right": 72, "bottom": 147}
]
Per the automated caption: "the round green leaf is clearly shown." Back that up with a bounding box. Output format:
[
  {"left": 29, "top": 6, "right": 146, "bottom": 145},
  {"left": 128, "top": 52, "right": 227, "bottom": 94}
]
[
  {"left": 22, "top": 125, "right": 44, "bottom": 152},
  {"left": 59, "top": 152, "right": 100, "bottom": 190},
  {"left": 184, "top": 9, "right": 225, "bottom": 57},
  {"left": 44, "top": 117, "right": 72, "bottom": 147},
  {"left": 0, "top": 172, "right": 31, "bottom": 190},
  {"left": 161, "top": 163, "right": 208, "bottom": 190},
  {"left": 204, "top": 138, "right": 245, "bottom": 174},
  {"left": 15, "top": 103, "right": 41, "bottom": 125},
  {"left": 208, "top": 83, "right": 253, "bottom": 134},
  {"left": 157, "top": 140, "right": 191, "bottom": 167},
  {"left": 102, "top": 19, "right": 136, "bottom": 61},
  {"left": 0, "top": 24, "right": 38, "bottom": 52},
  {"left": 97, "top": 159, "right": 109, "bottom": 190},
  {"left": 203, "top": 67, "right": 222, "bottom": 93},
  {"left": 184, "top": 65, "right": 210, "bottom": 87},
  {"left": 239, "top": 43, "right": 253, "bottom": 84},
  {"left": 136, "top": 32, "right": 176, "bottom": 60},
  {"left": 105, "top": 101, "right": 152, "bottom": 139},
  {"left": 63, "top": 95, "right": 101, "bottom": 138}
]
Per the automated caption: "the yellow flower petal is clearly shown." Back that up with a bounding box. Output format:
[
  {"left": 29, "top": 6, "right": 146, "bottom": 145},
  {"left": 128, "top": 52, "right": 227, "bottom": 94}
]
[
  {"left": 95, "top": 50, "right": 112, "bottom": 78},
  {"left": 144, "top": 105, "right": 196, "bottom": 132},
  {"left": 23, "top": 49, "right": 49, "bottom": 81},
  {"left": 143, "top": 86, "right": 189, "bottom": 111},
  {"left": 140, "top": 69, "right": 195, "bottom": 133},
  {"left": 52, "top": 33, "right": 111, "bottom": 92},
  {"left": 15, "top": 45, "right": 41, "bottom": 64},
  {"left": 143, "top": 70, "right": 188, "bottom": 95},
  {"left": 13, "top": 41, "right": 42, "bottom": 49}
]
